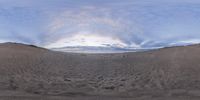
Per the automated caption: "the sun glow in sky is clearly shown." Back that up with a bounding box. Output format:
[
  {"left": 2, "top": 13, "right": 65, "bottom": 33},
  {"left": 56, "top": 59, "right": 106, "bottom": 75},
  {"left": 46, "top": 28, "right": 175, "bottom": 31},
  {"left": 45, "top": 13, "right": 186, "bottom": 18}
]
[
  {"left": 45, "top": 32, "right": 129, "bottom": 48},
  {"left": 1, "top": 0, "right": 200, "bottom": 51}
]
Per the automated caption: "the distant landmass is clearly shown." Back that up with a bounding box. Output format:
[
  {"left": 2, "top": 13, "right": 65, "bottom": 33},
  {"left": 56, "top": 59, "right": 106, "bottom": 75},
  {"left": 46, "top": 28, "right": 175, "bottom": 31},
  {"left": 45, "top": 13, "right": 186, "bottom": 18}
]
[{"left": 51, "top": 46, "right": 151, "bottom": 53}]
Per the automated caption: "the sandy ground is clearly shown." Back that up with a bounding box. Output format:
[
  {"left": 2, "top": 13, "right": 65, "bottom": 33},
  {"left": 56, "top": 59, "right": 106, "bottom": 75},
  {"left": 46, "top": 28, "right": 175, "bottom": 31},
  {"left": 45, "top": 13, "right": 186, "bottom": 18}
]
[
  {"left": 1, "top": 43, "right": 200, "bottom": 100},
  {"left": 0, "top": 96, "right": 200, "bottom": 100},
  {"left": 0, "top": 90, "right": 200, "bottom": 100}
]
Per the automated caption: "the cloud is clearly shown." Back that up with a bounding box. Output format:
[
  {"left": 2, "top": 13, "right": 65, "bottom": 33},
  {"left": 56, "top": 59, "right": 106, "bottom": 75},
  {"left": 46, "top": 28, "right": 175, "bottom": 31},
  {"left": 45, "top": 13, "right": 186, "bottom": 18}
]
[
  {"left": 45, "top": 32, "right": 129, "bottom": 48},
  {"left": 43, "top": 6, "right": 143, "bottom": 48},
  {"left": 1, "top": 0, "right": 200, "bottom": 51},
  {"left": 35, "top": 1, "right": 200, "bottom": 49}
]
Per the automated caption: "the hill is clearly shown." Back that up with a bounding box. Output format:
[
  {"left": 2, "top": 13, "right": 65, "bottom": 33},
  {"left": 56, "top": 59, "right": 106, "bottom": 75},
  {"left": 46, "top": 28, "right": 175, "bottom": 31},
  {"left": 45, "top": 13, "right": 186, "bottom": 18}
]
[{"left": 1, "top": 42, "right": 200, "bottom": 99}]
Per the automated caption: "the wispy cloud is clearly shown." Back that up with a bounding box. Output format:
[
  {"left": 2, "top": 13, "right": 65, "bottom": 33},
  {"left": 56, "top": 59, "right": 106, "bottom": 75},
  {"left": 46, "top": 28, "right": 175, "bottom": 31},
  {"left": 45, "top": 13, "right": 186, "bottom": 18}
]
[{"left": 43, "top": 6, "right": 141, "bottom": 48}]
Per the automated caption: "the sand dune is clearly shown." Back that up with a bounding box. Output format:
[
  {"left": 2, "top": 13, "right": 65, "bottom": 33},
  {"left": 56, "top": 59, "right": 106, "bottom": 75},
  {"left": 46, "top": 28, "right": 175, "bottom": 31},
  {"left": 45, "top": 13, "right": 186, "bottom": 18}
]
[{"left": 1, "top": 42, "right": 200, "bottom": 100}]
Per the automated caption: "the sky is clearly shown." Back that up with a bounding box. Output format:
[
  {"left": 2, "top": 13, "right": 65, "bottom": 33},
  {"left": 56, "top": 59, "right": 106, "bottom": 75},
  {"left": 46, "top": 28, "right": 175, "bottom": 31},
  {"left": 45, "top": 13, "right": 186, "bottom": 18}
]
[{"left": 0, "top": 0, "right": 200, "bottom": 50}]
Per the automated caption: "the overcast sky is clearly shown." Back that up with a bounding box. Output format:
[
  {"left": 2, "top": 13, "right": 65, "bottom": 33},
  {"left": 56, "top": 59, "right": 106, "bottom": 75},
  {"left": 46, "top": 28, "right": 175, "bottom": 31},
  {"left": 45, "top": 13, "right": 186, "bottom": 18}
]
[{"left": 0, "top": 0, "right": 200, "bottom": 49}]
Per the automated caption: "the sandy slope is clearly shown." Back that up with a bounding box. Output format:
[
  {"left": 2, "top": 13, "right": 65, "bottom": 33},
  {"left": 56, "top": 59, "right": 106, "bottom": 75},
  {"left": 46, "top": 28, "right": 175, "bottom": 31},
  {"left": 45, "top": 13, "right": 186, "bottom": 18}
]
[{"left": 1, "top": 42, "right": 200, "bottom": 99}]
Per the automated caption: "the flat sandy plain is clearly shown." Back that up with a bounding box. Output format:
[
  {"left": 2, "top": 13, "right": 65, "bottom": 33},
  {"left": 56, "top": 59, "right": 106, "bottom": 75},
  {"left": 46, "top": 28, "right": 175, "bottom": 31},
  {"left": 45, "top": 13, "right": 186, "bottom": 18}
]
[{"left": 1, "top": 43, "right": 200, "bottom": 100}]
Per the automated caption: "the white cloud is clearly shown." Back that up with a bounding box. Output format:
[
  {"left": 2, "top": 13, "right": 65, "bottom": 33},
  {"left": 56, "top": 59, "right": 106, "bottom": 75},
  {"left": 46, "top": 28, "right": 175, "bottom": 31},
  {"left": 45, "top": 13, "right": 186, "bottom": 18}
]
[
  {"left": 170, "top": 39, "right": 200, "bottom": 46},
  {"left": 45, "top": 32, "right": 128, "bottom": 48},
  {"left": 44, "top": 6, "right": 142, "bottom": 48},
  {"left": 47, "top": 7, "right": 123, "bottom": 33},
  {"left": 0, "top": 39, "right": 10, "bottom": 43}
]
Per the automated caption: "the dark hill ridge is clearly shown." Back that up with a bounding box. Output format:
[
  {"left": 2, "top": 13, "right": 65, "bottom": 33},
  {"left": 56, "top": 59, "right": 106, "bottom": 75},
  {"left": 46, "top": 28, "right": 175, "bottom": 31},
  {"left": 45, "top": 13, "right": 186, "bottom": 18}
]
[
  {"left": 0, "top": 42, "right": 47, "bottom": 51},
  {"left": 1, "top": 42, "right": 200, "bottom": 98}
]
